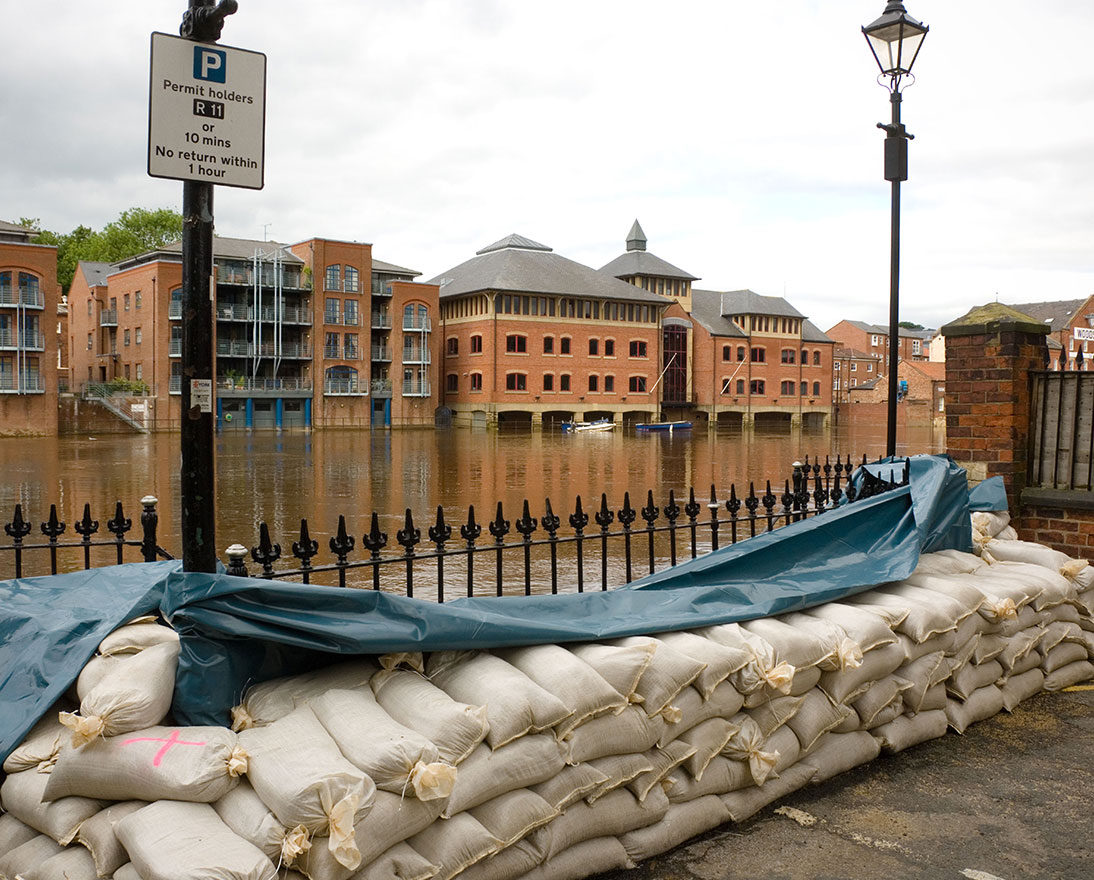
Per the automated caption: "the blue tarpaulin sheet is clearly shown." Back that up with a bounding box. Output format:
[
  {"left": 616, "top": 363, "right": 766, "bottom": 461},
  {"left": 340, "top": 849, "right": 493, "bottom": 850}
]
[{"left": 0, "top": 454, "right": 990, "bottom": 758}]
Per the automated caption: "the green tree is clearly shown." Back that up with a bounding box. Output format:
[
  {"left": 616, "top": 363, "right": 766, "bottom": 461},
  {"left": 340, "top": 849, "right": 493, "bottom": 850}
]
[
  {"left": 32, "top": 207, "right": 182, "bottom": 294},
  {"left": 898, "top": 321, "right": 925, "bottom": 331}
]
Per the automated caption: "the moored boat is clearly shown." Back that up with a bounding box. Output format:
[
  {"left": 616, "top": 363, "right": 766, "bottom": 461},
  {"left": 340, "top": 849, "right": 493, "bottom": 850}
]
[
  {"left": 635, "top": 420, "right": 692, "bottom": 433},
  {"left": 561, "top": 420, "right": 617, "bottom": 433}
]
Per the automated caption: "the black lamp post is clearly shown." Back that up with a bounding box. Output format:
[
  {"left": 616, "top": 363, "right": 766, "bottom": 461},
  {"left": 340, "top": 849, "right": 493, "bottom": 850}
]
[{"left": 863, "top": 1, "right": 928, "bottom": 458}]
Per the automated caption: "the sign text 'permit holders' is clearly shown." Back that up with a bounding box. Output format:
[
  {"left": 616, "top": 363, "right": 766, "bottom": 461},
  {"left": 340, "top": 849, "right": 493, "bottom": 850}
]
[{"left": 148, "top": 32, "right": 266, "bottom": 189}]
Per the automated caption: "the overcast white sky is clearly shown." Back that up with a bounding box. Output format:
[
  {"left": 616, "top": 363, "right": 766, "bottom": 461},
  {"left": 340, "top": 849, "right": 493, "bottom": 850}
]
[{"left": 4, "top": 2, "right": 1093, "bottom": 332}]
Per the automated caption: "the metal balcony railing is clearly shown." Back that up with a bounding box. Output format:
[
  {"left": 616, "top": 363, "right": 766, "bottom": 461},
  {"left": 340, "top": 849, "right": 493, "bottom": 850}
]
[
  {"left": 0, "top": 331, "right": 45, "bottom": 350},
  {"left": 99, "top": 309, "right": 118, "bottom": 327},
  {"left": 216, "top": 376, "right": 313, "bottom": 392},
  {"left": 403, "top": 316, "right": 432, "bottom": 331},
  {"left": 0, "top": 286, "right": 44, "bottom": 308},
  {"left": 324, "top": 377, "right": 366, "bottom": 396},
  {"left": 324, "top": 344, "right": 341, "bottom": 359},
  {"left": 371, "top": 379, "right": 393, "bottom": 396},
  {"left": 371, "top": 346, "right": 392, "bottom": 361},
  {"left": 371, "top": 313, "right": 392, "bottom": 329},
  {"left": 402, "top": 380, "right": 431, "bottom": 397},
  {"left": 0, "top": 373, "right": 45, "bottom": 393},
  {"left": 169, "top": 339, "right": 181, "bottom": 357},
  {"left": 402, "top": 347, "right": 431, "bottom": 365},
  {"left": 169, "top": 302, "right": 182, "bottom": 319}
]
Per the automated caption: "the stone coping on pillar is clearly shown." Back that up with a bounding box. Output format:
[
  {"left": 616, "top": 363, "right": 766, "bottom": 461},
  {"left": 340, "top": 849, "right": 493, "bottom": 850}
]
[{"left": 940, "top": 302, "right": 1050, "bottom": 338}]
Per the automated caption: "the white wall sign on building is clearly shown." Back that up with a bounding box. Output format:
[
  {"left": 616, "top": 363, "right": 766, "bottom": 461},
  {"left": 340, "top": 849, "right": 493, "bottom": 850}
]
[
  {"left": 1072, "top": 327, "right": 1094, "bottom": 342},
  {"left": 148, "top": 32, "right": 266, "bottom": 189}
]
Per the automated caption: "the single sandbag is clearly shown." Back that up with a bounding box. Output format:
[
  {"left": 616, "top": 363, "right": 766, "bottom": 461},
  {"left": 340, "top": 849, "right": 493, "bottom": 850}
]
[
  {"left": 786, "top": 689, "right": 853, "bottom": 752},
  {"left": 354, "top": 842, "right": 441, "bottom": 880},
  {"left": 44, "top": 724, "right": 246, "bottom": 803},
  {"left": 944, "top": 686, "right": 1005, "bottom": 734},
  {"left": 661, "top": 681, "right": 745, "bottom": 745},
  {"left": 585, "top": 752, "right": 656, "bottom": 801},
  {"left": 520, "top": 836, "right": 633, "bottom": 880},
  {"left": 817, "top": 641, "right": 905, "bottom": 704},
  {"left": 60, "top": 641, "right": 179, "bottom": 747},
  {"left": 75, "top": 800, "right": 147, "bottom": 878},
  {"left": 606, "top": 636, "right": 708, "bottom": 719},
  {"left": 116, "top": 801, "right": 277, "bottom": 880},
  {"left": 425, "top": 651, "right": 572, "bottom": 748},
  {"left": 469, "top": 789, "right": 559, "bottom": 847},
  {"left": 0, "top": 834, "right": 65, "bottom": 880},
  {"left": 296, "top": 790, "right": 444, "bottom": 880},
  {"left": 0, "top": 768, "right": 108, "bottom": 844},
  {"left": 766, "top": 725, "right": 802, "bottom": 773},
  {"left": 370, "top": 669, "right": 490, "bottom": 764},
  {"left": 627, "top": 741, "right": 698, "bottom": 802},
  {"left": 3, "top": 711, "right": 66, "bottom": 773},
  {"left": 567, "top": 641, "right": 655, "bottom": 704},
  {"left": 676, "top": 718, "right": 738, "bottom": 782},
  {"left": 0, "top": 812, "right": 40, "bottom": 856},
  {"left": 530, "top": 762, "right": 610, "bottom": 810},
  {"left": 1043, "top": 660, "right": 1094, "bottom": 692},
  {"left": 494, "top": 644, "right": 628, "bottom": 736},
  {"left": 721, "top": 715, "right": 778, "bottom": 786},
  {"left": 720, "top": 761, "right": 817, "bottom": 822},
  {"left": 17, "top": 844, "right": 98, "bottom": 880},
  {"left": 806, "top": 730, "right": 881, "bottom": 783},
  {"left": 665, "top": 755, "right": 754, "bottom": 802},
  {"left": 458, "top": 839, "right": 541, "bottom": 880},
  {"left": 870, "top": 709, "right": 949, "bottom": 754},
  {"left": 214, "top": 781, "right": 307, "bottom": 867},
  {"left": 444, "top": 735, "right": 566, "bottom": 817},
  {"left": 748, "top": 695, "right": 805, "bottom": 738},
  {"left": 914, "top": 548, "right": 986, "bottom": 575},
  {"left": 75, "top": 653, "right": 129, "bottom": 701},
  {"left": 232, "top": 658, "right": 380, "bottom": 730},
  {"left": 741, "top": 617, "right": 838, "bottom": 672},
  {"left": 776, "top": 612, "right": 867, "bottom": 671},
  {"left": 563, "top": 705, "right": 666, "bottom": 763},
  {"left": 528, "top": 786, "right": 669, "bottom": 862},
  {"left": 98, "top": 621, "right": 179, "bottom": 656},
  {"left": 238, "top": 705, "right": 375, "bottom": 870},
  {"left": 999, "top": 669, "right": 1046, "bottom": 711},
  {"left": 618, "top": 795, "right": 729, "bottom": 863},
  {"left": 310, "top": 688, "right": 456, "bottom": 800},
  {"left": 406, "top": 812, "right": 502, "bottom": 880},
  {"left": 801, "top": 604, "right": 899, "bottom": 653},
  {"left": 852, "top": 676, "right": 912, "bottom": 728},
  {"left": 650, "top": 630, "right": 751, "bottom": 698},
  {"left": 699, "top": 623, "right": 795, "bottom": 696}
]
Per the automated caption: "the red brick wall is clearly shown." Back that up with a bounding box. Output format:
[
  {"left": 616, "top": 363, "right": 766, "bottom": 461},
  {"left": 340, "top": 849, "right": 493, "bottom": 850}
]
[{"left": 1015, "top": 505, "right": 1094, "bottom": 559}]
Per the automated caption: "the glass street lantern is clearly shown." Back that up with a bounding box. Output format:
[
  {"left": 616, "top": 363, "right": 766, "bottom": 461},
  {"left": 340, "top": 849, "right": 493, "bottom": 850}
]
[{"left": 863, "top": 0, "right": 928, "bottom": 84}]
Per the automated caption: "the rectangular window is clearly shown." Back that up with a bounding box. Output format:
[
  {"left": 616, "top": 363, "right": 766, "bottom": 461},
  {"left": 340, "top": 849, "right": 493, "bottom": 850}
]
[
  {"left": 326, "top": 265, "right": 341, "bottom": 290},
  {"left": 135, "top": 290, "right": 141, "bottom": 309},
  {"left": 751, "top": 347, "right": 765, "bottom": 363},
  {"left": 560, "top": 337, "right": 571, "bottom": 355},
  {"left": 813, "top": 381, "right": 821, "bottom": 396},
  {"left": 470, "top": 373, "right": 483, "bottom": 391},
  {"left": 589, "top": 338, "right": 599, "bottom": 356},
  {"left": 871, "top": 335, "right": 880, "bottom": 346},
  {"left": 124, "top": 329, "right": 130, "bottom": 346},
  {"left": 343, "top": 299, "right": 359, "bottom": 326},
  {"left": 604, "top": 375, "right": 614, "bottom": 392},
  {"left": 588, "top": 375, "right": 598, "bottom": 392},
  {"left": 543, "top": 374, "right": 554, "bottom": 392},
  {"left": 850, "top": 362, "right": 857, "bottom": 372},
  {"left": 543, "top": 336, "right": 554, "bottom": 354},
  {"left": 135, "top": 328, "right": 142, "bottom": 345},
  {"left": 344, "top": 266, "right": 359, "bottom": 292},
  {"left": 628, "top": 376, "right": 647, "bottom": 393},
  {"left": 737, "top": 379, "right": 745, "bottom": 394},
  {"left": 506, "top": 373, "right": 527, "bottom": 391},
  {"left": 446, "top": 373, "right": 458, "bottom": 392},
  {"left": 628, "top": 340, "right": 647, "bottom": 358},
  {"left": 325, "top": 297, "right": 340, "bottom": 324},
  {"left": 344, "top": 333, "right": 358, "bottom": 358},
  {"left": 781, "top": 349, "right": 795, "bottom": 364},
  {"left": 750, "top": 379, "right": 765, "bottom": 395},
  {"left": 506, "top": 334, "right": 527, "bottom": 353},
  {"left": 781, "top": 381, "right": 794, "bottom": 395},
  {"left": 447, "top": 337, "right": 459, "bottom": 356},
  {"left": 867, "top": 363, "right": 873, "bottom": 373},
  {"left": 87, "top": 300, "right": 92, "bottom": 316},
  {"left": 136, "top": 364, "right": 142, "bottom": 381},
  {"left": 560, "top": 374, "right": 571, "bottom": 392},
  {"left": 124, "top": 364, "right": 130, "bottom": 379},
  {"left": 471, "top": 335, "right": 483, "bottom": 353},
  {"left": 604, "top": 339, "right": 614, "bottom": 357},
  {"left": 722, "top": 345, "right": 732, "bottom": 362},
  {"left": 87, "top": 333, "right": 92, "bottom": 350},
  {"left": 124, "top": 294, "right": 130, "bottom": 311},
  {"left": 800, "top": 381, "right": 808, "bottom": 396}
]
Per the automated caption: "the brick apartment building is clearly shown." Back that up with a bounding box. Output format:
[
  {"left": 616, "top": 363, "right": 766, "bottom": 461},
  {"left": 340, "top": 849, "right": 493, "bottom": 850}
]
[
  {"left": 1005, "top": 296, "right": 1094, "bottom": 371},
  {"left": 433, "top": 233, "right": 672, "bottom": 428},
  {"left": 0, "top": 220, "right": 59, "bottom": 435},
  {"left": 832, "top": 347, "right": 883, "bottom": 405},
  {"left": 67, "top": 234, "right": 439, "bottom": 430},
  {"left": 847, "top": 357, "right": 945, "bottom": 425},
  {"left": 827, "top": 319, "right": 930, "bottom": 364},
  {"left": 690, "top": 289, "right": 835, "bottom": 428}
]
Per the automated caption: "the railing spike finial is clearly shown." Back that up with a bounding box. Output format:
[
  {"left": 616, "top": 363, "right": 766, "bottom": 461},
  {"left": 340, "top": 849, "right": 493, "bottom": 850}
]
[
  {"left": 617, "top": 492, "right": 637, "bottom": 528},
  {"left": 664, "top": 489, "right": 680, "bottom": 523},
  {"left": 593, "top": 493, "right": 611, "bottom": 529},
  {"left": 329, "top": 514, "right": 355, "bottom": 562},
  {"left": 107, "top": 501, "right": 131, "bottom": 539},
  {"left": 41, "top": 504, "right": 66, "bottom": 540},
  {"left": 429, "top": 505, "right": 452, "bottom": 545},
  {"left": 5, "top": 504, "right": 31, "bottom": 540},
  {"left": 489, "top": 502, "right": 510, "bottom": 541},
  {"left": 397, "top": 508, "right": 421, "bottom": 551},
  {"left": 515, "top": 500, "right": 538, "bottom": 539},
  {"left": 571, "top": 495, "right": 590, "bottom": 531},
  {"left": 460, "top": 504, "right": 481, "bottom": 543},
  {"left": 252, "top": 522, "right": 281, "bottom": 578},
  {"left": 541, "top": 497, "right": 561, "bottom": 535}
]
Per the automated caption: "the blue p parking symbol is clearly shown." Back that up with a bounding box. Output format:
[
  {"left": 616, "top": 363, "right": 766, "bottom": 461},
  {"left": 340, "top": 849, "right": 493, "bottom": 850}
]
[{"left": 193, "top": 47, "right": 227, "bottom": 83}]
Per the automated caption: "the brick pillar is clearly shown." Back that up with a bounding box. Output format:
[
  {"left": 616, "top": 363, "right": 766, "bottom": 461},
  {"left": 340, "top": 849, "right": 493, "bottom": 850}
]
[{"left": 941, "top": 303, "right": 1048, "bottom": 509}]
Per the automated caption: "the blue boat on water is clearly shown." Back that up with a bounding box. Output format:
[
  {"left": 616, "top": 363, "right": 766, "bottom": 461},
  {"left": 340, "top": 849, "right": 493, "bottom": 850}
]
[{"left": 635, "top": 420, "right": 692, "bottom": 433}]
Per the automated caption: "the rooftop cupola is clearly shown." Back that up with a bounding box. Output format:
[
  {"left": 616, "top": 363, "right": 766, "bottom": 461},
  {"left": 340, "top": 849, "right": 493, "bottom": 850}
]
[{"left": 626, "top": 220, "right": 647, "bottom": 253}]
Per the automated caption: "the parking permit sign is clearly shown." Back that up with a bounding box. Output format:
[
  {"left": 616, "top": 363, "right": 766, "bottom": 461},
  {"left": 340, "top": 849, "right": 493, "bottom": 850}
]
[{"left": 148, "top": 32, "right": 266, "bottom": 189}]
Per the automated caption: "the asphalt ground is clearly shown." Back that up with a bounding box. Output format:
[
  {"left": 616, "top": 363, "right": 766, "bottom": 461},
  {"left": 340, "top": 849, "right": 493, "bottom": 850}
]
[{"left": 605, "top": 685, "right": 1094, "bottom": 880}]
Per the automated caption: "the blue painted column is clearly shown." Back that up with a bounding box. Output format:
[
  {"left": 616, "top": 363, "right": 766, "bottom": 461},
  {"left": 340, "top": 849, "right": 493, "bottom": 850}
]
[
  {"left": 384, "top": 399, "right": 391, "bottom": 427},
  {"left": 304, "top": 397, "right": 312, "bottom": 428},
  {"left": 245, "top": 398, "right": 254, "bottom": 429},
  {"left": 275, "top": 398, "right": 284, "bottom": 429},
  {"left": 216, "top": 397, "right": 223, "bottom": 430}
]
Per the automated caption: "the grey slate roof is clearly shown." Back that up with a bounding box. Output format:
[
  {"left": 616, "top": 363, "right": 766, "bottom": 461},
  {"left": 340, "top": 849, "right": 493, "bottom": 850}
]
[
  {"left": 0, "top": 220, "right": 38, "bottom": 243},
  {"left": 599, "top": 220, "right": 698, "bottom": 281},
  {"left": 690, "top": 289, "right": 748, "bottom": 338},
  {"left": 802, "top": 320, "right": 834, "bottom": 344},
  {"left": 372, "top": 258, "right": 419, "bottom": 278},
  {"left": 77, "top": 261, "right": 113, "bottom": 287},
  {"left": 840, "top": 319, "right": 933, "bottom": 339},
  {"left": 690, "top": 289, "right": 833, "bottom": 343},
  {"left": 715, "top": 289, "right": 805, "bottom": 319},
  {"left": 1006, "top": 299, "right": 1089, "bottom": 332},
  {"left": 429, "top": 235, "right": 672, "bottom": 304},
  {"left": 160, "top": 236, "right": 306, "bottom": 264}
]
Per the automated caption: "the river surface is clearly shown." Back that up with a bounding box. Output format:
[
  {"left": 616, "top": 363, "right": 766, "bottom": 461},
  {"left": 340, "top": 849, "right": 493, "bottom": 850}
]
[{"left": 1, "top": 421, "right": 942, "bottom": 584}]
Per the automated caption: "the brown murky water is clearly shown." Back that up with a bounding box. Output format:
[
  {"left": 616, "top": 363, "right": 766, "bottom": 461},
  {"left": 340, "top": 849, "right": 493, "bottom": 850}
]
[{"left": 1, "top": 421, "right": 942, "bottom": 583}]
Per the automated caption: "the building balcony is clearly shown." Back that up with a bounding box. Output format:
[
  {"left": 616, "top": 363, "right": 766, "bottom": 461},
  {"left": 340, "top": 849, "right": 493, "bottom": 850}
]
[
  {"left": 217, "top": 376, "right": 314, "bottom": 393},
  {"left": 343, "top": 347, "right": 360, "bottom": 361},
  {"left": 215, "top": 303, "right": 312, "bottom": 325},
  {"left": 403, "top": 316, "right": 432, "bottom": 331},
  {"left": 402, "top": 380, "right": 431, "bottom": 397},
  {"left": 169, "top": 302, "right": 182, "bottom": 320},
  {"left": 169, "top": 339, "right": 181, "bottom": 357},
  {"left": 323, "top": 311, "right": 341, "bottom": 325},
  {"left": 371, "top": 378, "right": 393, "bottom": 398},
  {"left": 371, "top": 345, "right": 392, "bottom": 362},
  {"left": 343, "top": 314, "right": 359, "bottom": 327},
  {"left": 371, "top": 313, "right": 392, "bottom": 329},
  {"left": 215, "top": 340, "right": 313, "bottom": 359},
  {"left": 0, "top": 286, "right": 44, "bottom": 309},
  {"left": 169, "top": 376, "right": 181, "bottom": 394},
  {"left": 99, "top": 309, "right": 118, "bottom": 327},
  {"left": 402, "top": 347, "right": 431, "bottom": 365},
  {"left": 0, "top": 330, "right": 45, "bottom": 351},
  {"left": 216, "top": 269, "right": 311, "bottom": 290},
  {"left": 324, "top": 377, "right": 367, "bottom": 396},
  {"left": 371, "top": 282, "right": 393, "bottom": 297},
  {"left": 0, "top": 373, "right": 45, "bottom": 393}
]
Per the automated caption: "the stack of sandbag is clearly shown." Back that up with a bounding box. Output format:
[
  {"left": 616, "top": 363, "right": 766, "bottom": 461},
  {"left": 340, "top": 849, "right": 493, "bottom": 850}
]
[{"left": 4, "top": 529, "right": 1094, "bottom": 880}]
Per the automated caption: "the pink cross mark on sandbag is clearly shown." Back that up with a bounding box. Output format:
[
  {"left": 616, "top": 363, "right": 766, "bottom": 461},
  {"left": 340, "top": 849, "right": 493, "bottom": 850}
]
[{"left": 122, "top": 729, "right": 208, "bottom": 767}]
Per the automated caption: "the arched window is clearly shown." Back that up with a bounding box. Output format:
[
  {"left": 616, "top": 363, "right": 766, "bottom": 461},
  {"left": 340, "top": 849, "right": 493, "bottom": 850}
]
[
  {"left": 325, "top": 365, "right": 358, "bottom": 394},
  {"left": 343, "top": 265, "right": 359, "bottom": 292}
]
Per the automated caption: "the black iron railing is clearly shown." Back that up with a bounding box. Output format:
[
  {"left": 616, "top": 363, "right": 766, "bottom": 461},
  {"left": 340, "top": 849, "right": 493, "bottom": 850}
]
[
  {"left": 1, "top": 456, "right": 910, "bottom": 591},
  {"left": 1, "top": 497, "right": 172, "bottom": 579},
  {"left": 223, "top": 455, "right": 908, "bottom": 598}
]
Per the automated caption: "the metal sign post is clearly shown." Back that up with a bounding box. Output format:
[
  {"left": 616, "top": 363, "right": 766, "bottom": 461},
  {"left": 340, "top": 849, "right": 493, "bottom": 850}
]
[{"left": 149, "top": 0, "right": 265, "bottom": 572}]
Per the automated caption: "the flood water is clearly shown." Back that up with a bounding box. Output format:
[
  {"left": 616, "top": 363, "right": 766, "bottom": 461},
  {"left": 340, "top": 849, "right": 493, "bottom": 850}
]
[{"left": 1, "top": 421, "right": 943, "bottom": 582}]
